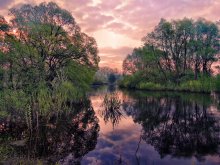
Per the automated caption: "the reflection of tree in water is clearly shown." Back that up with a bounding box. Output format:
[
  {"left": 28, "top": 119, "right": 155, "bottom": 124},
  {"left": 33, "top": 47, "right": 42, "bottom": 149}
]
[
  {"left": 107, "top": 84, "right": 116, "bottom": 92},
  {"left": 123, "top": 93, "right": 220, "bottom": 161},
  {"left": 100, "top": 92, "right": 124, "bottom": 128},
  {"left": 0, "top": 100, "right": 100, "bottom": 164}
]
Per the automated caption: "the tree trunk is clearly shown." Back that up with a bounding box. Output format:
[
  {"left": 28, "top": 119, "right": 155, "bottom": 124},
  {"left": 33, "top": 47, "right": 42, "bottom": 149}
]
[
  {"left": 202, "top": 60, "right": 208, "bottom": 74},
  {"left": 194, "top": 63, "right": 199, "bottom": 80}
]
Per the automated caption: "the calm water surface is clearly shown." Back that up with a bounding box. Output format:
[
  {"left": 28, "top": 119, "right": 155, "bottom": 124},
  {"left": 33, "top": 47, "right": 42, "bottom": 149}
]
[{"left": 1, "top": 86, "right": 220, "bottom": 164}]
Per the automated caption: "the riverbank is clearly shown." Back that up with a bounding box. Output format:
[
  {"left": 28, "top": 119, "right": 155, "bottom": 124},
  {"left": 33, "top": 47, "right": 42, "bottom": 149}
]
[{"left": 119, "top": 75, "right": 220, "bottom": 94}]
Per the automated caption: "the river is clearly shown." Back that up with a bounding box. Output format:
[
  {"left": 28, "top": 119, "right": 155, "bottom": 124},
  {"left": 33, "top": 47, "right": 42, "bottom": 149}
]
[{"left": 1, "top": 86, "right": 220, "bottom": 164}]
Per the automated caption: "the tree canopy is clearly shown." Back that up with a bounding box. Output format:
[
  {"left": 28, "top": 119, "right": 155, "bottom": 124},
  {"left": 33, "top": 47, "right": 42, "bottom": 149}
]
[
  {"left": 123, "top": 18, "right": 220, "bottom": 84},
  {"left": 0, "top": 2, "right": 100, "bottom": 92},
  {"left": 0, "top": 2, "right": 101, "bottom": 115}
]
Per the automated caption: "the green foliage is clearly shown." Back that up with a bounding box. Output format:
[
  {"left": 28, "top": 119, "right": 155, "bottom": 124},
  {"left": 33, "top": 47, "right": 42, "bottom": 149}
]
[
  {"left": 0, "top": 90, "right": 30, "bottom": 111},
  {"left": 178, "top": 77, "right": 213, "bottom": 93},
  {"left": 35, "top": 85, "right": 53, "bottom": 114},
  {"left": 0, "top": 3, "right": 101, "bottom": 163},
  {"left": 65, "top": 61, "right": 95, "bottom": 93},
  {"left": 120, "top": 71, "right": 220, "bottom": 93},
  {"left": 34, "top": 80, "right": 86, "bottom": 114},
  {"left": 138, "top": 82, "right": 163, "bottom": 90},
  {"left": 0, "top": 2, "right": 100, "bottom": 115},
  {"left": 1, "top": 2, "right": 99, "bottom": 87},
  {"left": 56, "top": 81, "right": 77, "bottom": 100},
  {"left": 121, "top": 18, "right": 220, "bottom": 93},
  {"left": 119, "top": 72, "right": 143, "bottom": 88},
  {"left": 0, "top": 143, "right": 15, "bottom": 161}
]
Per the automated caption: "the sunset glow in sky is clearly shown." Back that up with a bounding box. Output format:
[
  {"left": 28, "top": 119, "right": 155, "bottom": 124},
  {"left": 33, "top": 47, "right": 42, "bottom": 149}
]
[{"left": 0, "top": 0, "right": 220, "bottom": 70}]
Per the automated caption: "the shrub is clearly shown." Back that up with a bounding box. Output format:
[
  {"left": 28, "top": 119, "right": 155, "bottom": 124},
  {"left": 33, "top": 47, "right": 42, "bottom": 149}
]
[
  {"left": 178, "top": 76, "right": 213, "bottom": 93},
  {"left": 119, "top": 74, "right": 141, "bottom": 88},
  {"left": 120, "top": 72, "right": 219, "bottom": 93},
  {"left": 138, "top": 82, "right": 163, "bottom": 90}
]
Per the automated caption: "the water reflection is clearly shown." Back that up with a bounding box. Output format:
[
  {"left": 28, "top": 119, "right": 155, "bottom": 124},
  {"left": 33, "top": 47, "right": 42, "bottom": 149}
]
[
  {"left": 86, "top": 88, "right": 220, "bottom": 164},
  {"left": 99, "top": 92, "right": 124, "bottom": 128},
  {"left": 122, "top": 91, "right": 220, "bottom": 161},
  {"left": 1, "top": 87, "right": 220, "bottom": 164},
  {"left": 0, "top": 100, "right": 99, "bottom": 164}
]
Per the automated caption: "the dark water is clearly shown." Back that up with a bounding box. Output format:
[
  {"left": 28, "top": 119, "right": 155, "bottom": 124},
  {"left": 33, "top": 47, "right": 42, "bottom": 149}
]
[{"left": 1, "top": 86, "right": 220, "bottom": 164}]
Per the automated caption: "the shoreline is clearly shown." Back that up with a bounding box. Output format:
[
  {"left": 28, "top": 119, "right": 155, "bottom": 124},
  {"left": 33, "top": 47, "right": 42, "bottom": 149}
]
[{"left": 118, "top": 86, "right": 220, "bottom": 94}]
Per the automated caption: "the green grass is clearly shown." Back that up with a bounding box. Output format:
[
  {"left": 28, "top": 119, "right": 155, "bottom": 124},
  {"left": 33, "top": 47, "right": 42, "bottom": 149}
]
[
  {"left": 177, "top": 76, "right": 214, "bottom": 93},
  {"left": 120, "top": 74, "right": 220, "bottom": 93},
  {"left": 138, "top": 82, "right": 163, "bottom": 90}
]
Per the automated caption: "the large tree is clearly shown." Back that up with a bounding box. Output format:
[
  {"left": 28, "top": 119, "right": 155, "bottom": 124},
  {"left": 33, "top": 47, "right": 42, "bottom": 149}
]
[
  {"left": 193, "top": 20, "right": 219, "bottom": 77},
  {"left": 145, "top": 18, "right": 219, "bottom": 80},
  {"left": 0, "top": 2, "right": 100, "bottom": 90}
]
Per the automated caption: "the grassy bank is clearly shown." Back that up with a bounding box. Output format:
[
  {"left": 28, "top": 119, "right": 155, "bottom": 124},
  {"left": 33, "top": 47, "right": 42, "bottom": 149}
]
[{"left": 119, "top": 75, "right": 220, "bottom": 93}]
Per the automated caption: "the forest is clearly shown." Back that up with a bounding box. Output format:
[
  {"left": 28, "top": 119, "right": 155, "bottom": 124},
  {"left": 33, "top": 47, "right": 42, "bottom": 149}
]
[{"left": 120, "top": 18, "right": 220, "bottom": 93}]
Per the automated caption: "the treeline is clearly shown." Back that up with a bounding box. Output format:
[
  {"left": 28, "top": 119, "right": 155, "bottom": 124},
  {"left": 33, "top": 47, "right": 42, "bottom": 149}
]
[
  {"left": 93, "top": 67, "right": 121, "bottom": 85},
  {"left": 121, "top": 18, "right": 220, "bottom": 93},
  {"left": 0, "top": 2, "right": 100, "bottom": 114}
]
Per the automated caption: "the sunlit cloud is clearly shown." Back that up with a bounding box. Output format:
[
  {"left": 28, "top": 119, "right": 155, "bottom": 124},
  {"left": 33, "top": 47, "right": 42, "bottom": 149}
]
[{"left": 0, "top": 0, "right": 219, "bottom": 70}]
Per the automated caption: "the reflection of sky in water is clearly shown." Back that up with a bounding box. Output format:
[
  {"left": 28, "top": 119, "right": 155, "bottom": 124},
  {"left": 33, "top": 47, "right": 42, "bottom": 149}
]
[
  {"left": 82, "top": 89, "right": 220, "bottom": 165},
  {"left": 1, "top": 87, "right": 220, "bottom": 164}
]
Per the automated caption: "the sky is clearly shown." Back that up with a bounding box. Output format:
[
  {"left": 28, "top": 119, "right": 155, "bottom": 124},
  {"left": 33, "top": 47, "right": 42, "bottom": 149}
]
[{"left": 0, "top": 0, "right": 220, "bottom": 71}]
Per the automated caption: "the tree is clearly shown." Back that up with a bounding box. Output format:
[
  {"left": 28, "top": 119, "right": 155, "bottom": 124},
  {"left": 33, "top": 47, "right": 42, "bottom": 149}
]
[
  {"left": 123, "top": 18, "right": 220, "bottom": 84},
  {"left": 194, "top": 20, "right": 219, "bottom": 75},
  {"left": 143, "top": 18, "right": 196, "bottom": 82},
  {"left": 108, "top": 73, "right": 116, "bottom": 84},
  {"left": 94, "top": 67, "right": 119, "bottom": 84},
  {"left": 123, "top": 45, "right": 166, "bottom": 82},
  {"left": 0, "top": 2, "right": 100, "bottom": 90}
]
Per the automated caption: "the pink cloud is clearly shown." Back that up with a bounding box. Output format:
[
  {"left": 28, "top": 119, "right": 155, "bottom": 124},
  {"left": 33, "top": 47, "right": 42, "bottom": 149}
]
[{"left": 0, "top": 0, "right": 220, "bottom": 71}]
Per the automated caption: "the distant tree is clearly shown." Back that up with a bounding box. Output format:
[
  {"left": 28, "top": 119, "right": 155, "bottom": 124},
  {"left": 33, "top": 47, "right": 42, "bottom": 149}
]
[
  {"left": 108, "top": 73, "right": 116, "bottom": 84},
  {"left": 123, "top": 18, "right": 220, "bottom": 84},
  {"left": 194, "top": 20, "right": 219, "bottom": 77},
  {"left": 143, "top": 18, "right": 195, "bottom": 81},
  {"left": 94, "top": 67, "right": 120, "bottom": 84}
]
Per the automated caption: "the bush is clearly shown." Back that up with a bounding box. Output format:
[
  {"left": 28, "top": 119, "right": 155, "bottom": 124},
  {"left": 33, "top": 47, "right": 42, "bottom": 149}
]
[
  {"left": 0, "top": 89, "right": 30, "bottom": 111},
  {"left": 120, "top": 72, "right": 219, "bottom": 93},
  {"left": 119, "top": 74, "right": 142, "bottom": 88},
  {"left": 138, "top": 82, "right": 163, "bottom": 90},
  {"left": 178, "top": 76, "right": 213, "bottom": 93}
]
